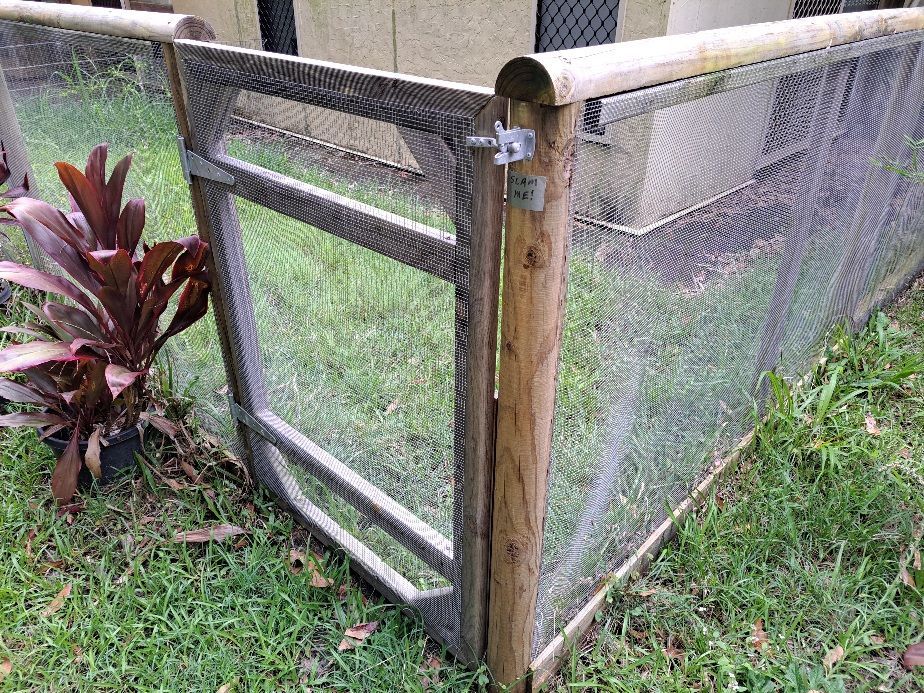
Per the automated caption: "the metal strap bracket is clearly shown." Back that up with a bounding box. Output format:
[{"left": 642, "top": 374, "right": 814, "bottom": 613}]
[
  {"left": 227, "top": 396, "right": 277, "bottom": 446},
  {"left": 465, "top": 121, "right": 535, "bottom": 165},
  {"left": 176, "top": 136, "right": 234, "bottom": 185}
]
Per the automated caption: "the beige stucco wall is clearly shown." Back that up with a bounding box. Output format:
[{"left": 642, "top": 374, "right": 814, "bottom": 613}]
[
  {"left": 293, "top": 0, "right": 537, "bottom": 87},
  {"left": 173, "top": 0, "right": 261, "bottom": 50}
]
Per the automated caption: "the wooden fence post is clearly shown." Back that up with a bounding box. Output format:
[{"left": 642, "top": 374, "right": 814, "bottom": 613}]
[
  {"left": 486, "top": 98, "right": 580, "bottom": 691},
  {"left": 160, "top": 41, "right": 254, "bottom": 466}
]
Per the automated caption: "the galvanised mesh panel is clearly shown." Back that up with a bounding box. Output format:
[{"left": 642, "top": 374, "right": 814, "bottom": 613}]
[
  {"left": 536, "top": 32, "right": 924, "bottom": 653},
  {"left": 536, "top": 0, "right": 620, "bottom": 53},
  {"left": 794, "top": 0, "right": 880, "bottom": 18},
  {"left": 763, "top": 0, "right": 880, "bottom": 166},
  {"left": 176, "top": 41, "right": 491, "bottom": 650},
  {"left": 0, "top": 20, "right": 228, "bottom": 428}
]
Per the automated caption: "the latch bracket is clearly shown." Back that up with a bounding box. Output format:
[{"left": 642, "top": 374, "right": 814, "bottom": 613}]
[
  {"left": 465, "top": 121, "right": 535, "bottom": 165},
  {"left": 176, "top": 136, "right": 234, "bottom": 185},
  {"left": 228, "top": 396, "right": 278, "bottom": 446}
]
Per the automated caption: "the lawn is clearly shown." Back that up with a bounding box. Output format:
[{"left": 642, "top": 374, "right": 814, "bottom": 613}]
[
  {"left": 4, "top": 277, "right": 924, "bottom": 690},
  {"left": 4, "top": 48, "right": 924, "bottom": 692}
]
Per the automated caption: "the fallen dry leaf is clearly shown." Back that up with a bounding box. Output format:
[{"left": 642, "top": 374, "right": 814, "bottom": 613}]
[
  {"left": 823, "top": 644, "right": 845, "bottom": 672},
  {"left": 338, "top": 584, "right": 348, "bottom": 601},
  {"left": 39, "top": 560, "right": 64, "bottom": 575},
  {"left": 311, "top": 567, "right": 333, "bottom": 589},
  {"left": 338, "top": 621, "right": 379, "bottom": 651},
  {"left": 180, "top": 460, "right": 199, "bottom": 482},
  {"left": 165, "top": 478, "right": 187, "bottom": 492},
  {"left": 24, "top": 528, "right": 36, "bottom": 558},
  {"left": 173, "top": 525, "right": 247, "bottom": 544},
  {"left": 751, "top": 619, "right": 770, "bottom": 651},
  {"left": 289, "top": 549, "right": 307, "bottom": 575},
  {"left": 865, "top": 413, "right": 881, "bottom": 436},
  {"left": 289, "top": 550, "right": 333, "bottom": 587},
  {"left": 900, "top": 566, "right": 916, "bottom": 588},
  {"left": 900, "top": 448, "right": 912, "bottom": 459},
  {"left": 662, "top": 644, "right": 684, "bottom": 660},
  {"left": 41, "top": 583, "right": 72, "bottom": 617},
  {"left": 84, "top": 428, "right": 102, "bottom": 480},
  {"left": 385, "top": 397, "right": 400, "bottom": 415},
  {"left": 0, "top": 659, "right": 10, "bottom": 682},
  {"left": 419, "top": 654, "right": 442, "bottom": 689},
  {"left": 903, "top": 641, "right": 924, "bottom": 669},
  {"left": 870, "top": 634, "right": 886, "bottom": 645},
  {"left": 71, "top": 644, "right": 83, "bottom": 663}
]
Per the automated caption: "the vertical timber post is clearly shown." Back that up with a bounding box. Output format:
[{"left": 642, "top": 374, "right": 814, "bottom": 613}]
[
  {"left": 486, "top": 99, "right": 580, "bottom": 691},
  {"left": 461, "top": 95, "right": 509, "bottom": 664},
  {"left": 160, "top": 41, "right": 254, "bottom": 465}
]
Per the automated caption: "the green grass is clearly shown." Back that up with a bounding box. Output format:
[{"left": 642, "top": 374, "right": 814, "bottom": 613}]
[
  {"left": 5, "top": 280, "right": 924, "bottom": 690},
  {"left": 0, "top": 430, "right": 485, "bottom": 690},
  {"left": 549, "top": 282, "right": 924, "bottom": 692}
]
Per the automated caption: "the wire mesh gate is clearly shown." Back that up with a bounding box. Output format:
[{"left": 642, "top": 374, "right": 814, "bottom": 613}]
[
  {"left": 172, "top": 40, "right": 505, "bottom": 658},
  {"left": 0, "top": 9, "right": 505, "bottom": 661}
]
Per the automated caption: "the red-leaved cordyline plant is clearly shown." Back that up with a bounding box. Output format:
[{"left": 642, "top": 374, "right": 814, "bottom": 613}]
[{"left": 0, "top": 143, "right": 210, "bottom": 503}]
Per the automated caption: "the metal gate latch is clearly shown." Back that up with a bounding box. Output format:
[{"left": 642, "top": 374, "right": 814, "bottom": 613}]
[
  {"left": 466, "top": 121, "right": 535, "bottom": 165},
  {"left": 176, "top": 136, "right": 235, "bottom": 185}
]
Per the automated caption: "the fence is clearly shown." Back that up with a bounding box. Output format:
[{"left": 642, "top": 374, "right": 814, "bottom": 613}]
[{"left": 1, "top": 2, "right": 923, "bottom": 691}]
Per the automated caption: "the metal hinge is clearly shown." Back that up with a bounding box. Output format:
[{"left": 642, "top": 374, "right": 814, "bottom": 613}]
[
  {"left": 227, "top": 396, "right": 277, "bottom": 446},
  {"left": 465, "top": 121, "right": 535, "bottom": 165},
  {"left": 176, "top": 136, "right": 234, "bottom": 185}
]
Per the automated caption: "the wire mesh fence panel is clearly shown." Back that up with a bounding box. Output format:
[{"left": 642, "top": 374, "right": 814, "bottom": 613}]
[
  {"left": 0, "top": 20, "right": 229, "bottom": 429},
  {"left": 535, "top": 30, "right": 924, "bottom": 654},
  {"left": 174, "top": 40, "right": 496, "bottom": 651}
]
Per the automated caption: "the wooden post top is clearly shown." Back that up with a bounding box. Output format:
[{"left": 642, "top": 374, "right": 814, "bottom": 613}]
[
  {"left": 495, "top": 8, "right": 924, "bottom": 105},
  {"left": 0, "top": 0, "right": 215, "bottom": 43}
]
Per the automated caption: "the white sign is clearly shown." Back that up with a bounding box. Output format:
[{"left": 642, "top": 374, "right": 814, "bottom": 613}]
[{"left": 507, "top": 172, "right": 547, "bottom": 212}]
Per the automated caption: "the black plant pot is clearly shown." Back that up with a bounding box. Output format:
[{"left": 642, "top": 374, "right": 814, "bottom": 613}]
[{"left": 43, "top": 425, "right": 142, "bottom": 487}]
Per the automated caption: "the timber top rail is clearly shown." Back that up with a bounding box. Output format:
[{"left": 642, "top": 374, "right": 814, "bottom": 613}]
[
  {"left": 495, "top": 8, "right": 924, "bottom": 105},
  {"left": 0, "top": 0, "right": 214, "bottom": 43}
]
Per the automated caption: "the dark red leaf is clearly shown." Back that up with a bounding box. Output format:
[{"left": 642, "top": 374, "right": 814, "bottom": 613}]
[
  {"left": 0, "top": 378, "right": 52, "bottom": 406},
  {"left": 138, "top": 241, "right": 183, "bottom": 299},
  {"left": 0, "top": 411, "right": 66, "bottom": 427},
  {"left": 50, "top": 430, "right": 81, "bottom": 504},
  {"left": 106, "top": 153, "right": 132, "bottom": 229},
  {"left": 116, "top": 198, "right": 144, "bottom": 255},
  {"left": 0, "top": 261, "right": 99, "bottom": 318},
  {"left": 0, "top": 341, "right": 76, "bottom": 372},
  {"left": 104, "top": 364, "right": 145, "bottom": 398},
  {"left": 171, "top": 236, "right": 209, "bottom": 280},
  {"left": 43, "top": 302, "right": 106, "bottom": 342},
  {"left": 153, "top": 276, "right": 210, "bottom": 353},
  {"left": 55, "top": 160, "right": 107, "bottom": 245}
]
